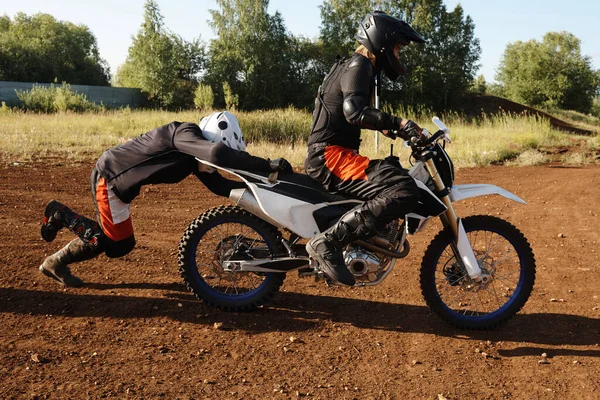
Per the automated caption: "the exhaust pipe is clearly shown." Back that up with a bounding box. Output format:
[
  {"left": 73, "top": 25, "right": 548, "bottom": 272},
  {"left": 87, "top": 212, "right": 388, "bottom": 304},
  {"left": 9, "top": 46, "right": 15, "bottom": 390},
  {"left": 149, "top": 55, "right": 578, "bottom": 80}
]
[{"left": 229, "top": 188, "right": 282, "bottom": 228}]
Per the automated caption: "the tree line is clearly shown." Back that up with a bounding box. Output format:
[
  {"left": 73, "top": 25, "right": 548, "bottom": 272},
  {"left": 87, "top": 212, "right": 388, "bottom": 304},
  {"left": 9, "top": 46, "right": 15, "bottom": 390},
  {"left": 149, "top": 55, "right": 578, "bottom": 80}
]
[{"left": 1, "top": 0, "right": 598, "bottom": 114}]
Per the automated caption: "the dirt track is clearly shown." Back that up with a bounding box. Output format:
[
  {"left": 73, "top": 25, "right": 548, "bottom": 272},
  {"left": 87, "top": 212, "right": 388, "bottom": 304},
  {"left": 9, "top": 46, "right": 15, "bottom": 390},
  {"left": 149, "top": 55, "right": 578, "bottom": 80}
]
[{"left": 1, "top": 162, "right": 599, "bottom": 399}]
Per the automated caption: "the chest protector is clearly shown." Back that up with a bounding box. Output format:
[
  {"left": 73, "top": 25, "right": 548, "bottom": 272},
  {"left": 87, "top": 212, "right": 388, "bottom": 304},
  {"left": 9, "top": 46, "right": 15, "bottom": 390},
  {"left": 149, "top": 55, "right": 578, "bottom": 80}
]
[{"left": 308, "top": 57, "right": 362, "bottom": 150}]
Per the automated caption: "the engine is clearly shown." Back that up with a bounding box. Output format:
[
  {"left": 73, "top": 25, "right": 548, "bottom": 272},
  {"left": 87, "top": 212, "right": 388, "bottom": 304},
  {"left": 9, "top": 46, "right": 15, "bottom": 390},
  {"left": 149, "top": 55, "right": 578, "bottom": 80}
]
[
  {"left": 344, "top": 247, "right": 382, "bottom": 282},
  {"left": 343, "top": 220, "right": 403, "bottom": 282}
]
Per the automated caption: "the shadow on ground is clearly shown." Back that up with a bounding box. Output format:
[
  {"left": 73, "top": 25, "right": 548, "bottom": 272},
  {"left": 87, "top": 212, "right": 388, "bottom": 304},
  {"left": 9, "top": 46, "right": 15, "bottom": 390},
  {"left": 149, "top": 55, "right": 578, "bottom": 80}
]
[{"left": 1, "top": 286, "right": 598, "bottom": 355}]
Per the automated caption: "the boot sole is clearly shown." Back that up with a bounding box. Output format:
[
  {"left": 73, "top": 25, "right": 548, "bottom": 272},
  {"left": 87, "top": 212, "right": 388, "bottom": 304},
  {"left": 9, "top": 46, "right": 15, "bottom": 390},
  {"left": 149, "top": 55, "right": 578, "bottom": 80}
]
[
  {"left": 305, "top": 243, "right": 356, "bottom": 286},
  {"left": 39, "top": 265, "right": 83, "bottom": 288}
]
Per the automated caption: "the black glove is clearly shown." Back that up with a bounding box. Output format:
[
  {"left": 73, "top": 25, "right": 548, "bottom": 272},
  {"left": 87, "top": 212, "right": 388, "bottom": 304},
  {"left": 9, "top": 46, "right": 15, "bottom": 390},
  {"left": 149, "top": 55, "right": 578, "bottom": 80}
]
[
  {"left": 400, "top": 120, "right": 423, "bottom": 140},
  {"left": 269, "top": 158, "right": 293, "bottom": 173}
]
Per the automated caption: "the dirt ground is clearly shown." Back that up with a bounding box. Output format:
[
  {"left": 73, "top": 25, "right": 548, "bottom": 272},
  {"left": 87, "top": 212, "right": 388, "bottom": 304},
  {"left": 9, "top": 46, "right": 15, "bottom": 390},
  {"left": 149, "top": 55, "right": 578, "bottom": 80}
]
[{"left": 0, "top": 161, "right": 599, "bottom": 400}]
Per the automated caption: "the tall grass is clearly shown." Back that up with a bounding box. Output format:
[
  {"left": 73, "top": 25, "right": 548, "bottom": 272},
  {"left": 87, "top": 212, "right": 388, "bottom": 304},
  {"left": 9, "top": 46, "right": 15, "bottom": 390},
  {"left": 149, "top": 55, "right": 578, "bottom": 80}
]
[
  {"left": 0, "top": 107, "right": 581, "bottom": 167},
  {"left": 545, "top": 107, "right": 600, "bottom": 134}
]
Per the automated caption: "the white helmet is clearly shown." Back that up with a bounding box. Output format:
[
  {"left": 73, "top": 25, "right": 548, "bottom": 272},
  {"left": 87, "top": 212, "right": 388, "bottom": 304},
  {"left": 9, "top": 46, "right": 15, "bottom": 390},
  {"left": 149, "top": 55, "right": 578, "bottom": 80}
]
[{"left": 199, "top": 111, "right": 246, "bottom": 151}]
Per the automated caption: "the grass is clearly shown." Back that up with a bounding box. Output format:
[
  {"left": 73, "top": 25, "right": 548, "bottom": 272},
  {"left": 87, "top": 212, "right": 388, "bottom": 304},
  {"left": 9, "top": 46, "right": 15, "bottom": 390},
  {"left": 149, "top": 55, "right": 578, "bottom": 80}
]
[
  {"left": 545, "top": 107, "right": 600, "bottom": 134},
  {"left": 0, "top": 107, "right": 594, "bottom": 168},
  {"left": 505, "top": 150, "right": 549, "bottom": 167}
]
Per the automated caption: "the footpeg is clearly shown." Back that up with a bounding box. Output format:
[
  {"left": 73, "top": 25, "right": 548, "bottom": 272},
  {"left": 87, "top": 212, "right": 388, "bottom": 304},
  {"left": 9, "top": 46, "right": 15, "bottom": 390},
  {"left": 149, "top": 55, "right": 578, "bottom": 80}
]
[{"left": 297, "top": 266, "right": 317, "bottom": 277}]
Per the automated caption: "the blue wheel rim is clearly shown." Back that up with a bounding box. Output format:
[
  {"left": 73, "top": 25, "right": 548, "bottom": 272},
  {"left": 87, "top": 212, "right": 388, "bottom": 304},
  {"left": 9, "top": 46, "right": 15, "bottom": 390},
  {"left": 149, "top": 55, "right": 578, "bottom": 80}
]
[
  {"left": 435, "top": 226, "right": 526, "bottom": 323},
  {"left": 188, "top": 218, "right": 274, "bottom": 302}
]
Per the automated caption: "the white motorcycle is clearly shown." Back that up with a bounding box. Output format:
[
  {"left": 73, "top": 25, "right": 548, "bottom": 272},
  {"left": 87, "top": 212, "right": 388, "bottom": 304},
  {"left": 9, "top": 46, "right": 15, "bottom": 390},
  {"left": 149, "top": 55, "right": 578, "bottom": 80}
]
[{"left": 178, "top": 118, "right": 536, "bottom": 330}]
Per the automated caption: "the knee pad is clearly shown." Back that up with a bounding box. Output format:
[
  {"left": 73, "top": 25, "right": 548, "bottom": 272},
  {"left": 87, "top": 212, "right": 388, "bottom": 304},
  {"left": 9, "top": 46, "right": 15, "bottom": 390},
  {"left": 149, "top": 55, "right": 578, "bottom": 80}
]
[{"left": 104, "top": 235, "right": 136, "bottom": 258}]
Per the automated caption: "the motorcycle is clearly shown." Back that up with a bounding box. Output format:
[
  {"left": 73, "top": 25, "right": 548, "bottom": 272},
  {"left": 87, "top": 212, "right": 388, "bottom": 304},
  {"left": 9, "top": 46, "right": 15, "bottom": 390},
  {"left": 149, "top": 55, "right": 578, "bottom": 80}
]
[{"left": 177, "top": 117, "right": 536, "bottom": 330}]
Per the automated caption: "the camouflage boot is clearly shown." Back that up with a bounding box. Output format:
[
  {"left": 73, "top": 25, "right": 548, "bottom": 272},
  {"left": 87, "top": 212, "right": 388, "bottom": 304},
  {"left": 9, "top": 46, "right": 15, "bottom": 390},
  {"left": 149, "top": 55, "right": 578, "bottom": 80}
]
[
  {"left": 39, "top": 238, "right": 100, "bottom": 287},
  {"left": 41, "top": 200, "right": 103, "bottom": 247}
]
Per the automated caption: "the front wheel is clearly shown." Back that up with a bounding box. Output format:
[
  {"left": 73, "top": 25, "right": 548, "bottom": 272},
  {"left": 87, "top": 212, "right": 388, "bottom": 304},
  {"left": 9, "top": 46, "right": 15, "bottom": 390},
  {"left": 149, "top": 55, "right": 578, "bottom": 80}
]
[
  {"left": 420, "top": 215, "right": 536, "bottom": 329},
  {"left": 178, "top": 205, "right": 286, "bottom": 311}
]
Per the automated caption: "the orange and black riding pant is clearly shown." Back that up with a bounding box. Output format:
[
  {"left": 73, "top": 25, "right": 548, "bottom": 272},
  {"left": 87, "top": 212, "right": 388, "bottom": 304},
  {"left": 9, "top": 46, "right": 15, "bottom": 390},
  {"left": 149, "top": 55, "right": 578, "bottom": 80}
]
[
  {"left": 90, "top": 168, "right": 136, "bottom": 258},
  {"left": 305, "top": 144, "right": 420, "bottom": 226}
]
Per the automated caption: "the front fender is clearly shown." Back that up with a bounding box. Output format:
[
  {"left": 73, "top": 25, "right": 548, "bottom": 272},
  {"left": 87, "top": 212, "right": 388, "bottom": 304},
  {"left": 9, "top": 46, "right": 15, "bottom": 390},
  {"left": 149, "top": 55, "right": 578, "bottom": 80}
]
[{"left": 449, "top": 184, "right": 526, "bottom": 205}]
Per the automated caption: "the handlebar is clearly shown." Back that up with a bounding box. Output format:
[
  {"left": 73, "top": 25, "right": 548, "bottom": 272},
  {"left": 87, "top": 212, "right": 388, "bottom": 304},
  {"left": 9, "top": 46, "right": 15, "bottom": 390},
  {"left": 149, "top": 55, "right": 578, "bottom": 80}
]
[
  {"left": 390, "top": 117, "right": 451, "bottom": 153},
  {"left": 418, "top": 129, "right": 446, "bottom": 146}
]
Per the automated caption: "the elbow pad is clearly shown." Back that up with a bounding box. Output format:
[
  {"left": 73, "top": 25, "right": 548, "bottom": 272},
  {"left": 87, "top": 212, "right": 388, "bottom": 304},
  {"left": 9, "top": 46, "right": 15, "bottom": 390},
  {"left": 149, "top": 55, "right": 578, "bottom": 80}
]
[
  {"left": 343, "top": 94, "right": 369, "bottom": 123},
  {"left": 355, "top": 107, "right": 401, "bottom": 131}
]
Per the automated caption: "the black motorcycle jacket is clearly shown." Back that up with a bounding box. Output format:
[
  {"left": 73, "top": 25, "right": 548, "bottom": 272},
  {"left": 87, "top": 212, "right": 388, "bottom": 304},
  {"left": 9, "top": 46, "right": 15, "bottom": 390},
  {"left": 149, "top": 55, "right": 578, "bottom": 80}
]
[
  {"left": 307, "top": 53, "right": 401, "bottom": 150},
  {"left": 96, "top": 122, "right": 271, "bottom": 203}
]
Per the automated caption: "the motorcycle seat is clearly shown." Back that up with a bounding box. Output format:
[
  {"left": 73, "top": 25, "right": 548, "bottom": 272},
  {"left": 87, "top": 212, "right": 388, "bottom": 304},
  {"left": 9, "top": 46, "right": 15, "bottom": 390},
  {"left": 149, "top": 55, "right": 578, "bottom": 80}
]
[{"left": 245, "top": 170, "right": 353, "bottom": 204}]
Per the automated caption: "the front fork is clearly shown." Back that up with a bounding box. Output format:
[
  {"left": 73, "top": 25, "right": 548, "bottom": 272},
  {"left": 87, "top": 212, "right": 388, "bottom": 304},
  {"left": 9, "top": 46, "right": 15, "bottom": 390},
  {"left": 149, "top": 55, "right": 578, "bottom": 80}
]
[{"left": 424, "top": 159, "right": 488, "bottom": 283}]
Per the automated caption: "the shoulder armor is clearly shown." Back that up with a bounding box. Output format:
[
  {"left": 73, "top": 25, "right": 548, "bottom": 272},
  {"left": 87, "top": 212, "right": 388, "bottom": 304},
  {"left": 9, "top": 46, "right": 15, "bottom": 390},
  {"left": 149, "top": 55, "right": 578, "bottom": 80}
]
[{"left": 347, "top": 54, "right": 374, "bottom": 72}]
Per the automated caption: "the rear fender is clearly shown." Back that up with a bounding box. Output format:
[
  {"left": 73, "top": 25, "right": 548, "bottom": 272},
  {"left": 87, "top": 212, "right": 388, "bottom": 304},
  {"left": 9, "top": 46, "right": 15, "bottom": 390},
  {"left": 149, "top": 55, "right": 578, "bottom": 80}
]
[
  {"left": 449, "top": 184, "right": 526, "bottom": 205},
  {"left": 197, "top": 159, "right": 326, "bottom": 238}
]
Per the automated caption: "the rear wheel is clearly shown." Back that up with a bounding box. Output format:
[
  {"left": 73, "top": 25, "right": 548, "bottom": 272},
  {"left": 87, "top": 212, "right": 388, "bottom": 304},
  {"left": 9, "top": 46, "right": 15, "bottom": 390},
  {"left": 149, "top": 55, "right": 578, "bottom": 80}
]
[
  {"left": 420, "top": 215, "right": 536, "bottom": 329},
  {"left": 178, "top": 205, "right": 285, "bottom": 311}
]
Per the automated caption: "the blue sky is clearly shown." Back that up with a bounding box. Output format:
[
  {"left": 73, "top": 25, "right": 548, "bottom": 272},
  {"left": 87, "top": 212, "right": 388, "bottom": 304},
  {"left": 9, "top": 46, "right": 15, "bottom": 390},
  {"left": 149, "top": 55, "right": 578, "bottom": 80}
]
[{"left": 1, "top": 0, "right": 599, "bottom": 83}]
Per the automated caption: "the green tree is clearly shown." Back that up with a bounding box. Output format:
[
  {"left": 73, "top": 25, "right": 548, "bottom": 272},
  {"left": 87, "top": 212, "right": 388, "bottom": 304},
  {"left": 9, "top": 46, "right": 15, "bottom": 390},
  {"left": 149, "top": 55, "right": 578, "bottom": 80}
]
[
  {"left": 206, "top": 0, "right": 305, "bottom": 110},
  {"left": 470, "top": 74, "right": 487, "bottom": 94},
  {"left": 285, "top": 35, "right": 328, "bottom": 109},
  {"left": 222, "top": 81, "right": 239, "bottom": 110},
  {"left": 114, "top": 0, "right": 206, "bottom": 108},
  {"left": 0, "top": 13, "right": 109, "bottom": 85},
  {"left": 194, "top": 83, "right": 214, "bottom": 110},
  {"left": 318, "top": 0, "right": 481, "bottom": 111},
  {"left": 496, "top": 31, "right": 600, "bottom": 113},
  {"left": 319, "top": 0, "right": 376, "bottom": 68}
]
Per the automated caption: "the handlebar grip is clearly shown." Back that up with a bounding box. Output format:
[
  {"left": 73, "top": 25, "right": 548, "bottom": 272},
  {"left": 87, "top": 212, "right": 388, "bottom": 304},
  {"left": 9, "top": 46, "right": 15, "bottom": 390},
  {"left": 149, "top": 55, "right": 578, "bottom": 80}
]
[{"left": 420, "top": 129, "right": 446, "bottom": 146}]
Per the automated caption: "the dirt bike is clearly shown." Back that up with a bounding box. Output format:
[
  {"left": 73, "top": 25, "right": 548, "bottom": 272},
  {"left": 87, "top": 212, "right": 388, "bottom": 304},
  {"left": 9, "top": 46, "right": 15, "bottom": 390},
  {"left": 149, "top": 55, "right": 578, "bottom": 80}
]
[{"left": 178, "top": 117, "right": 536, "bottom": 330}]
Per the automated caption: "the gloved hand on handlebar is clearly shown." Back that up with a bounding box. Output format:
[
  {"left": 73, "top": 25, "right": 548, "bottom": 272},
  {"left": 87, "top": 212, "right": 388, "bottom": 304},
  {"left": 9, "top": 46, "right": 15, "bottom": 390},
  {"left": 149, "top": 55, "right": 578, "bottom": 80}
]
[
  {"left": 269, "top": 158, "right": 293, "bottom": 173},
  {"left": 399, "top": 120, "right": 423, "bottom": 140},
  {"left": 385, "top": 119, "right": 423, "bottom": 141}
]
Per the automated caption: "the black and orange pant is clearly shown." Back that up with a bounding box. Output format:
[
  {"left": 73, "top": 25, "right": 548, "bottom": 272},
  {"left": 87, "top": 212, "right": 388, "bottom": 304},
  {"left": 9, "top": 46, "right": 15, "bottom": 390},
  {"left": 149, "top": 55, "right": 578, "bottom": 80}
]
[
  {"left": 90, "top": 168, "right": 136, "bottom": 258},
  {"left": 305, "top": 144, "right": 420, "bottom": 226}
]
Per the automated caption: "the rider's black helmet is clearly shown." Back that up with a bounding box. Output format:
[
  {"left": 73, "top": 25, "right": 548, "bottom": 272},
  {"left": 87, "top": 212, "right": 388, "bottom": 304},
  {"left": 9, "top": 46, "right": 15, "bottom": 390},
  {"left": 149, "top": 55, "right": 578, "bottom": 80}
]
[{"left": 356, "top": 11, "right": 425, "bottom": 80}]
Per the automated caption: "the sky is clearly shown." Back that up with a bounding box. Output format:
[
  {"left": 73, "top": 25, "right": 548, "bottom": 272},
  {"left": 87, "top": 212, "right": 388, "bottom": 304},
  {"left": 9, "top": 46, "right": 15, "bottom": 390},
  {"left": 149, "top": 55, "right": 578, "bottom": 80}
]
[{"left": 1, "top": 0, "right": 599, "bottom": 83}]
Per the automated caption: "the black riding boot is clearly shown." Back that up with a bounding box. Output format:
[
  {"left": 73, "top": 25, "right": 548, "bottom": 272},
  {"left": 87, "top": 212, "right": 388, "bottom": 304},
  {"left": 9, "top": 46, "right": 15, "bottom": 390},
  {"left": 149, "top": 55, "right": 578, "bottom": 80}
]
[
  {"left": 39, "top": 238, "right": 101, "bottom": 287},
  {"left": 41, "top": 200, "right": 103, "bottom": 247},
  {"left": 306, "top": 206, "right": 378, "bottom": 286}
]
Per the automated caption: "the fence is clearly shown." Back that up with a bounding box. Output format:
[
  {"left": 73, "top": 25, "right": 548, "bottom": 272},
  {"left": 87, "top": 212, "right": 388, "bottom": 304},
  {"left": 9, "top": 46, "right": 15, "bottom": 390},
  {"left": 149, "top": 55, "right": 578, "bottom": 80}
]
[{"left": 0, "top": 81, "right": 147, "bottom": 108}]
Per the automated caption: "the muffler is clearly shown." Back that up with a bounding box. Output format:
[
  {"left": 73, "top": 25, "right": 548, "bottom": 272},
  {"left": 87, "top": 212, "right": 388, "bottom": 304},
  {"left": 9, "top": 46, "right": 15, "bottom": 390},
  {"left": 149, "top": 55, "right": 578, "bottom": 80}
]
[{"left": 229, "top": 188, "right": 282, "bottom": 228}]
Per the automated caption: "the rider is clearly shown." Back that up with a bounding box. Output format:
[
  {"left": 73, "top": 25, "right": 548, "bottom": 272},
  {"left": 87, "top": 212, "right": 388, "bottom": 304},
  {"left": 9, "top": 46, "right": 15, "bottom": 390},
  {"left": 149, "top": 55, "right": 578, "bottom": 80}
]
[
  {"left": 304, "top": 11, "right": 426, "bottom": 286},
  {"left": 39, "top": 111, "right": 293, "bottom": 287}
]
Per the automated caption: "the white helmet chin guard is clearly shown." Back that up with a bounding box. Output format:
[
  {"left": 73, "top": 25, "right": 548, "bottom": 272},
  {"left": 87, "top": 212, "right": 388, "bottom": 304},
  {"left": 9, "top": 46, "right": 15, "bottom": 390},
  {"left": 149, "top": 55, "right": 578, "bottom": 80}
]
[{"left": 199, "top": 111, "right": 246, "bottom": 151}]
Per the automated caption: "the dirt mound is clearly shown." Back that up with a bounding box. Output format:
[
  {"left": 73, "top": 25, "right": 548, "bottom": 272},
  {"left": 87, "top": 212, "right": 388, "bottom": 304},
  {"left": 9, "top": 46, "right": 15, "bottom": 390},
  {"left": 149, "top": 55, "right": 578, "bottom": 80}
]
[{"left": 459, "top": 94, "right": 594, "bottom": 136}]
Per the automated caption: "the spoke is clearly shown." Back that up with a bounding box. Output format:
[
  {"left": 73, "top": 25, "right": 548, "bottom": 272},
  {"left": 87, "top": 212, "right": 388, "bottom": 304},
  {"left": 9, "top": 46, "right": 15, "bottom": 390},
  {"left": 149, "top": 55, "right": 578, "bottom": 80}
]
[
  {"left": 210, "top": 223, "right": 224, "bottom": 238},
  {"left": 233, "top": 224, "right": 247, "bottom": 249},
  {"left": 473, "top": 294, "right": 484, "bottom": 315},
  {"left": 481, "top": 232, "right": 501, "bottom": 260},
  {"left": 232, "top": 276, "right": 239, "bottom": 294},
  {"left": 494, "top": 276, "right": 520, "bottom": 290},
  {"left": 466, "top": 289, "right": 479, "bottom": 316},
  {"left": 210, "top": 224, "right": 228, "bottom": 244},
  {"left": 489, "top": 279, "right": 504, "bottom": 309},
  {"left": 470, "top": 229, "right": 480, "bottom": 252},
  {"left": 492, "top": 253, "right": 519, "bottom": 267},
  {"left": 194, "top": 219, "right": 272, "bottom": 296},
  {"left": 197, "top": 249, "right": 219, "bottom": 256},
  {"left": 494, "top": 270, "right": 520, "bottom": 281},
  {"left": 443, "top": 284, "right": 468, "bottom": 311},
  {"left": 248, "top": 237, "right": 262, "bottom": 252},
  {"left": 443, "top": 247, "right": 455, "bottom": 260}
]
